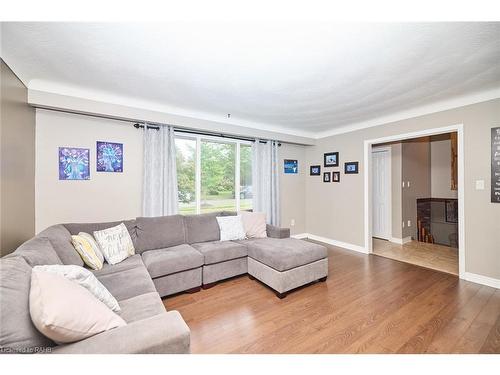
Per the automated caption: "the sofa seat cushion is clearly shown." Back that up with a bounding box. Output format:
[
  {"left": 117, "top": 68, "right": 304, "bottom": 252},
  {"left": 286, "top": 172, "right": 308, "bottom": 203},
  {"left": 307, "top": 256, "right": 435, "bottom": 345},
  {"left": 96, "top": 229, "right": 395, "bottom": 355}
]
[
  {"left": 92, "top": 254, "right": 144, "bottom": 278},
  {"left": 192, "top": 241, "right": 247, "bottom": 265},
  {"left": 96, "top": 264, "right": 156, "bottom": 301},
  {"left": 242, "top": 238, "right": 327, "bottom": 272},
  {"left": 13, "top": 236, "right": 62, "bottom": 267},
  {"left": 118, "top": 292, "right": 166, "bottom": 323},
  {"left": 142, "top": 244, "right": 204, "bottom": 279}
]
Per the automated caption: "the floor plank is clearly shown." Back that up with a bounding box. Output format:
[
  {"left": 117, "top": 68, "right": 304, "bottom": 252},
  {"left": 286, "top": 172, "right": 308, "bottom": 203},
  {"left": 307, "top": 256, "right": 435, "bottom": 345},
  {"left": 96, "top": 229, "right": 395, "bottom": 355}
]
[{"left": 163, "top": 242, "right": 499, "bottom": 354}]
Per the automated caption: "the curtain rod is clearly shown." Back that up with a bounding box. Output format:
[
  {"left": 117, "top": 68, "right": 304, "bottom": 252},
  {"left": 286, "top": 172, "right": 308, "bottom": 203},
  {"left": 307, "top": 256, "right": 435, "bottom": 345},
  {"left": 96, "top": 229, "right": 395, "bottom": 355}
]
[{"left": 133, "top": 123, "right": 281, "bottom": 146}]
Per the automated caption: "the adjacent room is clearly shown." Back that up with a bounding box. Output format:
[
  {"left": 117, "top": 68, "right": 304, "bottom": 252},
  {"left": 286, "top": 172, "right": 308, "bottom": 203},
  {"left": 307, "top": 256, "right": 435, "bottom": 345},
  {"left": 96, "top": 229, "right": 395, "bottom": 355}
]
[
  {"left": 1, "top": 14, "right": 499, "bottom": 364},
  {"left": 371, "top": 132, "right": 460, "bottom": 275}
]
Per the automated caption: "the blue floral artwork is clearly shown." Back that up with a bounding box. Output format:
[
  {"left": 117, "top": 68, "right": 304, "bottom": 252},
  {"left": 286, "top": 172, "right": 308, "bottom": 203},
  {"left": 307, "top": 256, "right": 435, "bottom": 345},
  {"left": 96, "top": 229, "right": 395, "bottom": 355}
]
[
  {"left": 58, "top": 147, "right": 90, "bottom": 180},
  {"left": 96, "top": 141, "right": 123, "bottom": 172}
]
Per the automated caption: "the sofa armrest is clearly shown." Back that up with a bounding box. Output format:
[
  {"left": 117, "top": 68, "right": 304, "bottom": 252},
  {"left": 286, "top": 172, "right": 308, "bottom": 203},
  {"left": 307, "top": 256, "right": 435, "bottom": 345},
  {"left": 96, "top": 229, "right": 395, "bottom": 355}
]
[
  {"left": 50, "top": 311, "right": 190, "bottom": 354},
  {"left": 266, "top": 224, "right": 290, "bottom": 239}
]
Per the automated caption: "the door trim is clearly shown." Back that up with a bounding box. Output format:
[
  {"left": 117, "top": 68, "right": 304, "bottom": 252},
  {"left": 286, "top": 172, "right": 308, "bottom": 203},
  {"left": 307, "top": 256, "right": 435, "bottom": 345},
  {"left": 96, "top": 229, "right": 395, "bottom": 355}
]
[
  {"left": 371, "top": 146, "right": 392, "bottom": 241},
  {"left": 364, "top": 124, "right": 465, "bottom": 280}
]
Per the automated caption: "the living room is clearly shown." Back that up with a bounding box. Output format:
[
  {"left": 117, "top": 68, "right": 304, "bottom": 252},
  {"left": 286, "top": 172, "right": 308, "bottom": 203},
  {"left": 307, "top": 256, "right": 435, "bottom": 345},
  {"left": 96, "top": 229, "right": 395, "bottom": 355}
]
[{"left": 1, "top": 1, "right": 499, "bottom": 373}]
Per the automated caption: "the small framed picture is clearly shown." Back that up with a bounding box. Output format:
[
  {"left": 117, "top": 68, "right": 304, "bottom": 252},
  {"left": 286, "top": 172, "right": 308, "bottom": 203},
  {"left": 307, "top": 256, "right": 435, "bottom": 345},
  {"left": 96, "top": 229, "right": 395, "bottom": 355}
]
[
  {"left": 323, "top": 172, "right": 331, "bottom": 182},
  {"left": 284, "top": 159, "right": 298, "bottom": 174},
  {"left": 310, "top": 165, "right": 321, "bottom": 176},
  {"left": 324, "top": 152, "right": 339, "bottom": 167},
  {"left": 332, "top": 171, "right": 340, "bottom": 182},
  {"left": 344, "top": 161, "right": 359, "bottom": 174}
]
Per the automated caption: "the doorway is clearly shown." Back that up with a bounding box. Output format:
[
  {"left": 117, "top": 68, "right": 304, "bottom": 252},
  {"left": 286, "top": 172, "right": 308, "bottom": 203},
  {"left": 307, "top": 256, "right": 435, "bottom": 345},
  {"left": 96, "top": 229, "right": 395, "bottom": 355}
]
[{"left": 364, "top": 125, "right": 464, "bottom": 278}]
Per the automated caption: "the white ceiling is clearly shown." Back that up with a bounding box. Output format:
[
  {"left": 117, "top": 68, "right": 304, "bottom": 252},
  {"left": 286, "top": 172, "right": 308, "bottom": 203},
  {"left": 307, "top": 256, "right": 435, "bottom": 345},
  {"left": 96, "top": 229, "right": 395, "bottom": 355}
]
[{"left": 2, "top": 22, "right": 500, "bottom": 137}]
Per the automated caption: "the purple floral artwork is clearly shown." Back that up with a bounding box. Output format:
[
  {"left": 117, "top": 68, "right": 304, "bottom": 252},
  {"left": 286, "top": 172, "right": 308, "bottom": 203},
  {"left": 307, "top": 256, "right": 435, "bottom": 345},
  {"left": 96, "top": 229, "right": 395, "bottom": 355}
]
[
  {"left": 96, "top": 141, "right": 123, "bottom": 172},
  {"left": 58, "top": 147, "right": 90, "bottom": 180}
]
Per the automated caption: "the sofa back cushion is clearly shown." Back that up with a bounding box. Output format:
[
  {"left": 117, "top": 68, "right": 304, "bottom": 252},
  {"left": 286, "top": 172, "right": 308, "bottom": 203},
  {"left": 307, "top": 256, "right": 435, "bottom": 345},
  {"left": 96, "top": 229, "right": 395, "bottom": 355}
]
[
  {"left": 135, "top": 215, "right": 186, "bottom": 253},
  {"left": 0, "top": 256, "right": 55, "bottom": 353},
  {"left": 184, "top": 212, "right": 221, "bottom": 244},
  {"left": 37, "top": 225, "right": 83, "bottom": 266},
  {"left": 13, "top": 236, "right": 62, "bottom": 267},
  {"left": 64, "top": 219, "right": 137, "bottom": 245}
]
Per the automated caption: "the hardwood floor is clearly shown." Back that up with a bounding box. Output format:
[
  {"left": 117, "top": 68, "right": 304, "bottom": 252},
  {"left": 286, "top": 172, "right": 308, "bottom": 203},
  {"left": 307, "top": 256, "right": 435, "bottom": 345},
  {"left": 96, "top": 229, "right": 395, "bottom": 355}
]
[
  {"left": 373, "top": 238, "right": 459, "bottom": 275},
  {"left": 163, "top": 242, "right": 499, "bottom": 354}
]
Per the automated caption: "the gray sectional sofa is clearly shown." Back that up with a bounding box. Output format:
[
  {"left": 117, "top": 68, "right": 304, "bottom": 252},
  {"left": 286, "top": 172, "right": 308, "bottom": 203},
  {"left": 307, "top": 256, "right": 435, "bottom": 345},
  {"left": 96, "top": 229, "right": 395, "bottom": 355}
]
[{"left": 0, "top": 211, "right": 328, "bottom": 354}]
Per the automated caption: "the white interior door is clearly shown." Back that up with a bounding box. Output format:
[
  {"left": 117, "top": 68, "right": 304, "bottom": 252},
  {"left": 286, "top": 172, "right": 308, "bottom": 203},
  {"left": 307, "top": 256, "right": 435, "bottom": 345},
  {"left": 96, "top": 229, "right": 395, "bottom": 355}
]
[{"left": 372, "top": 149, "right": 391, "bottom": 240}]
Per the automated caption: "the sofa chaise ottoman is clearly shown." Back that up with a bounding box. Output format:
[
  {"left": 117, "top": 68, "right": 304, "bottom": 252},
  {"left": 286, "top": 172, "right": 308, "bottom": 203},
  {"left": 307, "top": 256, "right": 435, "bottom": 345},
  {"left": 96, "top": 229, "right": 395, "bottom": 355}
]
[{"left": 244, "top": 237, "right": 328, "bottom": 298}]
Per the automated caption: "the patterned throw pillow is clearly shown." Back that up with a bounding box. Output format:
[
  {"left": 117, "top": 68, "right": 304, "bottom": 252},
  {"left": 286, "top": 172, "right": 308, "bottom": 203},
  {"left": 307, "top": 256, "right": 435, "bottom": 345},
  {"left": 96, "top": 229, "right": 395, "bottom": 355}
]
[
  {"left": 78, "top": 232, "right": 105, "bottom": 264},
  {"left": 216, "top": 215, "right": 247, "bottom": 241},
  {"left": 93, "top": 223, "right": 135, "bottom": 265},
  {"left": 71, "top": 235, "right": 104, "bottom": 270},
  {"left": 34, "top": 264, "right": 121, "bottom": 312}
]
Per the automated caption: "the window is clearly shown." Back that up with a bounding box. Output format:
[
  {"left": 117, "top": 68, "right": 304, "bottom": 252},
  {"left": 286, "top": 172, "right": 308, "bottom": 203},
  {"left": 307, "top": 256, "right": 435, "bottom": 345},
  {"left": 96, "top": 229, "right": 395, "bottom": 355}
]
[{"left": 175, "top": 135, "right": 253, "bottom": 214}]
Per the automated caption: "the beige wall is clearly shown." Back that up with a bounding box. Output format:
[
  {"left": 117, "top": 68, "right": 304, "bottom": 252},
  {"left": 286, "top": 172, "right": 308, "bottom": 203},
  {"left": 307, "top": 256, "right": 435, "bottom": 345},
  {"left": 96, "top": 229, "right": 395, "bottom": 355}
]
[
  {"left": 279, "top": 144, "right": 306, "bottom": 235},
  {"left": 305, "top": 98, "right": 500, "bottom": 279},
  {"left": 35, "top": 109, "right": 143, "bottom": 232},
  {"left": 431, "top": 138, "right": 458, "bottom": 199},
  {"left": 35, "top": 109, "right": 306, "bottom": 235},
  {"left": 0, "top": 60, "right": 36, "bottom": 256},
  {"left": 401, "top": 140, "right": 431, "bottom": 238}
]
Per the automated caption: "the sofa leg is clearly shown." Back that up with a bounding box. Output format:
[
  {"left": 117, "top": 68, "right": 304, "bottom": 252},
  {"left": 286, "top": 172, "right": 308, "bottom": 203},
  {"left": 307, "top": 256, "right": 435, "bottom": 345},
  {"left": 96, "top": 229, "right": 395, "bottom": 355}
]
[
  {"left": 319, "top": 276, "right": 327, "bottom": 282},
  {"left": 202, "top": 282, "right": 217, "bottom": 289},
  {"left": 185, "top": 286, "right": 201, "bottom": 294},
  {"left": 276, "top": 291, "right": 287, "bottom": 299},
  {"left": 248, "top": 274, "right": 256, "bottom": 280}
]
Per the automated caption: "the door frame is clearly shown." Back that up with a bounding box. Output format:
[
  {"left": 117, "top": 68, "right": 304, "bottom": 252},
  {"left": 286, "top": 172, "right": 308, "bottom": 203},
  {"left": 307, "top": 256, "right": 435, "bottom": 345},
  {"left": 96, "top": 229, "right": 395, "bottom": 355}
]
[
  {"left": 363, "top": 124, "right": 465, "bottom": 279},
  {"left": 371, "top": 146, "right": 392, "bottom": 241}
]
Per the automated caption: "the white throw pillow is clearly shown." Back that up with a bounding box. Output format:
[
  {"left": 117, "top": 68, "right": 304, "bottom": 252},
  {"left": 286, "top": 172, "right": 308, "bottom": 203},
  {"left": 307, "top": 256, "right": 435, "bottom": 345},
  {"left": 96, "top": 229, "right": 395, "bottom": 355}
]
[
  {"left": 241, "top": 211, "right": 267, "bottom": 238},
  {"left": 34, "top": 264, "right": 120, "bottom": 312},
  {"left": 78, "top": 232, "right": 105, "bottom": 264},
  {"left": 29, "top": 268, "right": 126, "bottom": 344},
  {"left": 216, "top": 215, "right": 246, "bottom": 241},
  {"left": 93, "top": 223, "right": 135, "bottom": 265}
]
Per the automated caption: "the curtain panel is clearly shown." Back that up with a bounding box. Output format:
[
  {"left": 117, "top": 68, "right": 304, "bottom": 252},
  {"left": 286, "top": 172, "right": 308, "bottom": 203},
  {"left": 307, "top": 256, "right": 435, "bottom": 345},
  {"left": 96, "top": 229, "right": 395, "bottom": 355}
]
[
  {"left": 252, "top": 140, "right": 280, "bottom": 226},
  {"left": 142, "top": 124, "right": 179, "bottom": 216}
]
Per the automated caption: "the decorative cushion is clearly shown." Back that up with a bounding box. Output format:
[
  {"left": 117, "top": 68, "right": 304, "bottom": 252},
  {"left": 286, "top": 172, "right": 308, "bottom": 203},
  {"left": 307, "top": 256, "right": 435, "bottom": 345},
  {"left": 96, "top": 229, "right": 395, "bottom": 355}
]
[
  {"left": 241, "top": 211, "right": 267, "bottom": 239},
  {"left": 29, "top": 268, "right": 126, "bottom": 344},
  {"left": 34, "top": 265, "right": 120, "bottom": 312},
  {"left": 216, "top": 215, "right": 246, "bottom": 241},
  {"left": 0, "top": 256, "right": 55, "bottom": 353},
  {"left": 71, "top": 235, "right": 103, "bottom": 270},
  {"left": 93, "top": 223, "right": 135, "bottom": 265},
  {"left": 13, "top": 236, "right": 62, "bottom": 267},
  {"left": 78, "top": 232, "right": 104, "bottom": 264}
]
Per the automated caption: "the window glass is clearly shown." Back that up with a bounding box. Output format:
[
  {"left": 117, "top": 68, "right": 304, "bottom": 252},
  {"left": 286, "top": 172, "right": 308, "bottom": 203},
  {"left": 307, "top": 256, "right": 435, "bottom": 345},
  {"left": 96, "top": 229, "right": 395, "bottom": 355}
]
[
  {"left": 240, "top": 144, "right": 253, "bottom": 211},
  {"left": 175, "top": 138, "right": 196, "bottom": 215},
  {"left": 200, "top": 141, "right": 236, "bottom": 213}
]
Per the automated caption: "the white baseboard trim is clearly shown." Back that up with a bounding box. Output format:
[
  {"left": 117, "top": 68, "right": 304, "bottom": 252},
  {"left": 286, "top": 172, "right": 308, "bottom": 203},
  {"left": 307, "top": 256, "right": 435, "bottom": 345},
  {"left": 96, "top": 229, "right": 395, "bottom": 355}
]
[
  {"left": 464, "top": 272, "right": 500, "bottom": 289},
  {"left": 389, "top": 236, "right": 412, "bottom": 245},
  {"left": 292, "top": 233, "right": 368, "bottom": 254}
]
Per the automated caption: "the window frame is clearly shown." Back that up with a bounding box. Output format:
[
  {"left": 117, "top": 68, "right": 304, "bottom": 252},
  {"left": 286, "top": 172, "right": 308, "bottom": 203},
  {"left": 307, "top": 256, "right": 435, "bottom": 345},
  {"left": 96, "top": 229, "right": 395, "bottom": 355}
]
[{"left": 174, "top": 132, "right": 253, "bottom": 214}]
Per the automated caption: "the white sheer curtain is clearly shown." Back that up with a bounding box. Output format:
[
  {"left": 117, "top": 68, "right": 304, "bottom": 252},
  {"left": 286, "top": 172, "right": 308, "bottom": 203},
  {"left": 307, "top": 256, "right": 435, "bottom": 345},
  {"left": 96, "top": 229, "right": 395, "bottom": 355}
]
[
  {"left": 142, "top": 124, "right": 179, "bottom": 216},
  {"left": 252, "top": 139, "right": 280, "bottom": 226}
]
